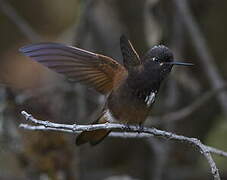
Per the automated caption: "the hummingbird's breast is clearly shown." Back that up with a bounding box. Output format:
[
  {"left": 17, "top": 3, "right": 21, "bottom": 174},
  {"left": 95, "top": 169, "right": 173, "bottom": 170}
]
[{"left": 107, "top": 73, "right": 158, "bottom": 124}]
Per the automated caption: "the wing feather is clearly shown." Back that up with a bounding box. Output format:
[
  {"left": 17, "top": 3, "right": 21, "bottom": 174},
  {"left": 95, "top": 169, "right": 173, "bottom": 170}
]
[
  {"left": 120, "top": 35, "right": 141, "bottom": 70},
  {"left": 19, "top": 42, "right": 126, "bottom": 94}
]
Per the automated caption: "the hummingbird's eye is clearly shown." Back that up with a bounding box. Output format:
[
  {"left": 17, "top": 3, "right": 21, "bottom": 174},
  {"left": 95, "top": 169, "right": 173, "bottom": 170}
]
[{"left": 152, "top": 57, "right": 163, "bottom": 65}]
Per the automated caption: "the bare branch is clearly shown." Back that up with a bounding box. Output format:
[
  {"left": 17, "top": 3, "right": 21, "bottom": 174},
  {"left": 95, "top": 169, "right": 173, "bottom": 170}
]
[
  {"left": 19, "top": 122, "right": 227, "bottom": 158},
  {"left": 0, "top": 0, "right": 42, "bottom": 42},
  {"left": 20, "top": 111, "right": 227, "bottom": 180}
]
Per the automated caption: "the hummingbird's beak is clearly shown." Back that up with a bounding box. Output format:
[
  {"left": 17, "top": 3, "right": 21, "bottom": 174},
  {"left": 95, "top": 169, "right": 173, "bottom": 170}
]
[{"left": 168, "top": 61, "right": 194, "bottom": 66}]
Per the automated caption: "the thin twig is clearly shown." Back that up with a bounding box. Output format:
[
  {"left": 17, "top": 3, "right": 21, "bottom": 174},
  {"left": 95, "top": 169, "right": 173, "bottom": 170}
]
[
  {"left": 0, "top": 0, "right": 42, "bottom": 42},
  {"left": 19, "top": 111, "right": 226, "bottom": 180}
]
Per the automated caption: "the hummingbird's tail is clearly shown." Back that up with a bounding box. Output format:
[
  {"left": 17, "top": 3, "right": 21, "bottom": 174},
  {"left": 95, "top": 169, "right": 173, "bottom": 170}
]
[
  {"left": 75, "top": 129, "right": 111, "bottom": 146},
  {"left": 75, "top": 111, "right": 111, "bottom": 146}
]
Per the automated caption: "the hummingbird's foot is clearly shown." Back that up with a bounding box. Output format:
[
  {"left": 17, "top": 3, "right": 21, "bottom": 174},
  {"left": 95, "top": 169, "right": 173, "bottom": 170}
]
[
  {"left": 138, "top": 123, "right": 144, "bottom": 133},
  {"left": 124, "top": 123, "right": 131, "bottom": 131}
]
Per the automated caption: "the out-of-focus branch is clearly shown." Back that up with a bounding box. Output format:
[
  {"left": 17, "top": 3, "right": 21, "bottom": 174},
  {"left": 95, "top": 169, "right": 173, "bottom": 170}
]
[
  {"left": 147, "top": 138, "right": 170, "bottom": 180},
  {"left": 144, "top": 0, "right": 162, "bottom": 46},
  {"left": 74, "top": 0, "right": 94, "bottom": 46},
  {"left": 0, "top": 0, "right": 42, "bottom": 42},
  {"left": 149, "top": 84, "right": 227, "bottom": 125},
  {"left": 173, "top": 0, "right": 227, "bottom": 114},
  {"left": 20, "top": 111, "right": 227, "bottom": 180}
]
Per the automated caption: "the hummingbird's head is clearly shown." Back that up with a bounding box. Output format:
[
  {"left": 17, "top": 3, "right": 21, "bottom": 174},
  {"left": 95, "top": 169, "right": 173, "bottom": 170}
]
[
  {"left": 143, "top": 45, "right": 193, "bottom": 79},
  {"left": 147, "top": 45, "right": 174, "bottom": 64},
  {"left": 148, "top": 45, "right": 174, "bottom": 78}
]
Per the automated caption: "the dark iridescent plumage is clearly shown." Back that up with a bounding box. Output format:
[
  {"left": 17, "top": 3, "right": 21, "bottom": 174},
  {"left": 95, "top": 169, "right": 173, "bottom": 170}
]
[{"left": 20, "top": 35, "right": 193, "bottom": 146}]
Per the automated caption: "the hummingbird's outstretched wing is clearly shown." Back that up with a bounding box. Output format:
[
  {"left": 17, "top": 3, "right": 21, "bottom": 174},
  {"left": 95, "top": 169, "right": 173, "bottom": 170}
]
[
  {"left": 19, "top": 43, "right": 127, "bottom": 94},
  {"left": 120, "top": 35, "right": 141, "bottom": 70}
]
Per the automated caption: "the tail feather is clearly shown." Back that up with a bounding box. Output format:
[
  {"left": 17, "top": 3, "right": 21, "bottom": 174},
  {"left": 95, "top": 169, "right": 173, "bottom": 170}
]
[
  {"left": 76, "top": 109, "right": 111, "bottom": 146},
  {"left": 75, "top": 129, "right": 111, "bottom": 146}
]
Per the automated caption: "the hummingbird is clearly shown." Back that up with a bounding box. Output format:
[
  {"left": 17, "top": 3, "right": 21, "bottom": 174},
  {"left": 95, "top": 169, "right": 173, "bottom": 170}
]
[{"left": 19, "top": 35, "right": 193, "bottom": 146}]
